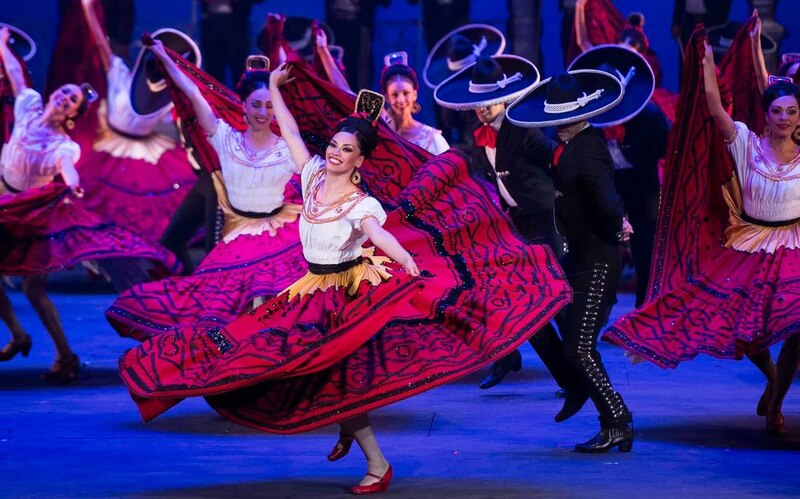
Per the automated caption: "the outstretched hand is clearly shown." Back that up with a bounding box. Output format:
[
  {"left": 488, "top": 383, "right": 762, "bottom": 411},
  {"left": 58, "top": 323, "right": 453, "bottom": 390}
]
[
  {"left": 315, "top": 27, "right": 328, "bottom": 48},
  {"left": 270, "top": 62, "right": 295, "bottom": 87},
  {"left": 148, "top": 39, "right": 168, "bottom": 60},
  {"left": 0, "top": 26, "right": 10, "bottom": 46},
  {"left": 750, "top": 10, "right": 762, "bottom": 40},
  {"left": 403, "top": 256, "right": 420, "bottom": 277},
  {"left": 701, "top": 41, "right": 714, "bottom": 67}
]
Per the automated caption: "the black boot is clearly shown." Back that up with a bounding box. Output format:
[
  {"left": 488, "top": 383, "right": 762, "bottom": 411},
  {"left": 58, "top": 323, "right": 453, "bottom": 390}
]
[
  {"left": 575, "top": 423, "right": 634, "bottom": 453},
  {"left": 478, "top": 350, "right": 522, "bottom": 389},
  {"left": 554, "top": 389, "right": 589, "bottom": 422}
]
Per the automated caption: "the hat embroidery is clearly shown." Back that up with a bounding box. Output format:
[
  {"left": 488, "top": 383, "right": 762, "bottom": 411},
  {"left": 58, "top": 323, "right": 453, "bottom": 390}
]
[
  {"left": 447, "top": 36, "right": 488, "bottom": 71},
  {"left": 469, "top": 72, "right": 523, "bottom": 94},
  {"left": 544, "top": 89, "right": 605, "bottom": 114}
]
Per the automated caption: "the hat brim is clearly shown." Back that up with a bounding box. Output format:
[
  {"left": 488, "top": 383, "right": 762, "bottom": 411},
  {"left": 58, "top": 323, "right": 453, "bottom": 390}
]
[
  {"left": 283, "top": 17, "right": 335, "bottom": 60},
  {"left": 506, "top": 70, "right": 624, "bottom": 128},
  {"left": 434, "top": 55, "right": 540, "bottom": 111},
  {"left": 423, "top": 24, "right": 506, "bottom": 90},
  {"left": 568, "top": 44, "right": 655, "bottom": 126},
  {"left": 707, "top": 22, "right": 777, "bottom": 55},
  {"left": 131, "top": 28, "right": 202, "bottom": 116},
  {"left": 0, "top": 23, "right": 36, "bottom": 61}
]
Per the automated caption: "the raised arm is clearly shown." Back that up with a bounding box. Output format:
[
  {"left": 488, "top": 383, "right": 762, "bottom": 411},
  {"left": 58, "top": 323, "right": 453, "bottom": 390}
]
[
  {"left": 81, "top": 0, "right": 113, "bottom": 72},
  {"left": 574, "top": 0, "right": 594, "bottom": 53},
  {"left": 314, "top": 28, "right": 351, "bottom": 93},
  {"left": 268, "top": 63, "right": 312, "bottom": 170},
  {"left": 362, "top": 219, "right": 420, "bottom": 276},
  {"left": 702, "top": 41, "right": 735, "bottom": 140},
  {"left": 148, "top": 39, "right": 217, "bottom": 134},
  {"left": 0, "top": 27, "right": 28, "bottom": 96},
  {"left": 749, "top": 12, "right": 769, "bottom": 94}
]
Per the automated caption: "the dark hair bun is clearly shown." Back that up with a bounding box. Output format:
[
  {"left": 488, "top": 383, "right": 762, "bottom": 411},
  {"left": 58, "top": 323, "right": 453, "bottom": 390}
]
[
  {"left": 333, "top": 115, "right": 379, "bottom": 158},
  {"left": 380, "top": 64, "right": 419, "bottom": 93},
  {"left": 235, "top": 70, "right": 271, "bottom": 100},
  {"left": 761, "top": 80, "right": 800, "bottom": 112}
]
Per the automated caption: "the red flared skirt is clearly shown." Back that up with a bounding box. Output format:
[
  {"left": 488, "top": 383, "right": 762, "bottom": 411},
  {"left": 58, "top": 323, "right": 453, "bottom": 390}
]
[
  {"left": 118, "top": 151, "right": 572, "bottom": 434},
  {"left": 604, "top": 246, "right": 800, "bottom": 368},
  {"left": 78, "top": 147, "right": 196, "bottom": 242},
  {"left": 106, "top": 224, "right": 306, "bottom": 341},
  {"left": 0, "top": 183, "right": 180, "bottom": 275}
]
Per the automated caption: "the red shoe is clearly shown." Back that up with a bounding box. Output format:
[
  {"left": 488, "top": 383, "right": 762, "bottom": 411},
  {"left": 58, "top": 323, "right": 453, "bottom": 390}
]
[
  {"left": 350, "top": 465, "right": 392, "bottom": 495},
  {"left": 328, "top": 433, "right": 354, "bottom": 462}
]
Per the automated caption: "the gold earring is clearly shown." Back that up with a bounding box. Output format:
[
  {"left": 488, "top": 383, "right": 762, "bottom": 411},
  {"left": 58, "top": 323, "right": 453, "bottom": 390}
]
[
  {"left": 350, "top": 169, "right": 361, "bottom": 185},
  {"left": 412, "top": 102, "right": 422, "bottom": 114},
  {"left": 762, "top": 125, "right": 771, "bottom": 138},
  {"left": 793, "top": 126, "right": 800, "bottom": 142},
  {"left": 64, "top": 118, "right": 75, "bottom": 130}
]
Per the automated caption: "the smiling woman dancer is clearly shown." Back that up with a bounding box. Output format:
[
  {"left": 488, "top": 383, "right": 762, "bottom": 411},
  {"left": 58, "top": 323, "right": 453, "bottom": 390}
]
[
  {"left": 106, "top": 39, "right": 305, "bottom": 340},
  {"left": 0, "top": 26, "right": 176, "bottom": 383},
  {"left": 117, "top": 59, "right": 570, "bottom": 494}
]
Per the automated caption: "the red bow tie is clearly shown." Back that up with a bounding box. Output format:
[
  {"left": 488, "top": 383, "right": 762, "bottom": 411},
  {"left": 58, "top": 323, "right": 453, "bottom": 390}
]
[{"left": 474, "top": 125, "right": 498, "bottom": 148}]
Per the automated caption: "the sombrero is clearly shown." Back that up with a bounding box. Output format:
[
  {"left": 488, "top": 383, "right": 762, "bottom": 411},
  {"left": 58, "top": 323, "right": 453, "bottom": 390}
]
[
  {"left": 0, "top": 22, "right": 36, "bottom": 61},
  {"left": 131, "top": 28, "right": 202, "bottom": 116},
  {"left": 506, "top": 70, "right": 624, "bottom": 128},
  {"left": 434, "top": 55, "right": 539, "bottom": 111},
  {"left": 568, "top": 44, "right": 654, "bottom": 126},
  {"left": 423, "top": 24, "right": 506, "bottom": 90}
]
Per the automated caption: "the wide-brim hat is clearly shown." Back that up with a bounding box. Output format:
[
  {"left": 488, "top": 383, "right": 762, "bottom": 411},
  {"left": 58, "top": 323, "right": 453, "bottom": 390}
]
[
  {"left": 707, "top": 22, "right": 776, "bottom": 55},
  {"left": 131, "top": 28, "right": 202, "bottom": 116},
  {"left": 506, "top": 70, "right": 624, "bottom": 128},
  {"left": 0, "top": 22, "right": 36, "bottom": 61},
  {"left": 434, "top": 55, "right": 539, "bottom": 111},
  {"left": 423, "top": 24, "right": 506, "bottom": 90},
  {"left": 568, "top": 44, "right": 654, "bottom": 126}
]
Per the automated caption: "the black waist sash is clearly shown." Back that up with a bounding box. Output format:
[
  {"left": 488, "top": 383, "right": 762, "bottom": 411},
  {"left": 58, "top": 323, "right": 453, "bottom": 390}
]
[
  {"left": 230, "top": 205, "right": 282, "bottom": 219},
  {"left": 741, "top": 211, "right": 800, "bottom": 228},
  {"left": 306, "top": 257, "right": 363, "bottom": 275}
]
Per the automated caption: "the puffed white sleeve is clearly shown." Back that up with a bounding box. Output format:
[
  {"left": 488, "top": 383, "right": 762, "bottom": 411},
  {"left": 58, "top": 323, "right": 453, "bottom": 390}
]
[
  {"left": 429, "top": 130, "right": 450, "bottom": 155},
  {"left": 55, "top": 141, "right": 82, "bottom": 167},
  {"left": 726, "top": 121, "right": 750, "bottom": 175},
  {"left": 205, "top": 119, "right": 232, "bottom": 154},
  {"left": 14, "top": 88, "right": 43, "bottom": 122},
  {"left": 349, "top": 196, "right": 387, "bottom": 231}
]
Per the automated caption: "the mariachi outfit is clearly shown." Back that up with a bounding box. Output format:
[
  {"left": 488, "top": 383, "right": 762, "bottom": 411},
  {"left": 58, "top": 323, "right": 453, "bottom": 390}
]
[
  {"left": 569, "top": 45, "right": 665, "bottom": 307},
  {"left": 436, "top": 54, "right": 579, "bottom": 393},
  {"left": 0, "top": 89, "right": 178, "bottom": 276},
  {"left": 118, "top": 134, "right": 571, "bottom": 434},
  {"left": 508, "top": 68, "right": 634, "bottom": 450},
  {"left": 604, "top": 31, "right": 800, "bottom": 367}
]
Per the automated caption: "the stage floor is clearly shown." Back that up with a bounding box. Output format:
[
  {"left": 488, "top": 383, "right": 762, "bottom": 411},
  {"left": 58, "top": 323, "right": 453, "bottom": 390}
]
[{"left": 1, "top": 271, "right": 798, "bottom": 498}]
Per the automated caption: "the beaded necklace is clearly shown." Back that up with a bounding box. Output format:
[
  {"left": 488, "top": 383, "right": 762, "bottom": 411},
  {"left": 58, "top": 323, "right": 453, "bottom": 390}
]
[
  {"left": 750, "top": 132, "right": 800, "bottom": 181},
  {"left": 302, "top": 168, "right": 367, "bottom": 224}
]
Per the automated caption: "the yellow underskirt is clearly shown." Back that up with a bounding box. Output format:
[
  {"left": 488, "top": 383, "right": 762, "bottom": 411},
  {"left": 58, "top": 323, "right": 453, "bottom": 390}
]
[
  {"left": 92, "top": 100, "right": 176, "bottom": 165},
  {"left": 283, "top": 247, "right": 393, "bottom": 301},
  {"left": 212, "top": 172, "right": 301, "bottom": 243},
  {"left": 722, "top": 177, "right": 800, "bottom": 253}
]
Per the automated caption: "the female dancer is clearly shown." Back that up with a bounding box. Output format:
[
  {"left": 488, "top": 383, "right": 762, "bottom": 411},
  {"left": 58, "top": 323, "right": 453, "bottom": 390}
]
[
  {"left": 604, "top": 36, "right": 800, "bottom": 433},
  {"left": 106, "top": 39, "right": 306, "bottom": 340},
  {"left": 118, "top": 61, "right": 570, "bottom": 493},
  {"left": 314, "top": 29, "right": 448, "bottom": 154},
  {"left": 78, "top": 0, "right": 197, "bottom": 242},
  {"left": 0, "top": 27, "right": 177, "bottom": 383}
]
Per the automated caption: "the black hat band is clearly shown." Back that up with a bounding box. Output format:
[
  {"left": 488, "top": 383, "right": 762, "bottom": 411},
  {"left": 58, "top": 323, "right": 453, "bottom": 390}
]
[
  {"left": 447, "top": 36, "right": 487, "bottom": 71},
  {"left": 544, "top": 89, "right": 604, "bottom": 114},
  {"left": 468, "top": 72, "right": 523, "bottom": 94}
]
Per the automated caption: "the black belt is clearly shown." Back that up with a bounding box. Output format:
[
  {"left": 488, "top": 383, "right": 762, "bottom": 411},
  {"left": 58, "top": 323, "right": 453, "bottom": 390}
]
[
  {"left": 230, "top": 205, "right": 282, "bottom": 219},
  {"left": 307, "top": 257, "right": 363, "bottom": 275},
  {"left": 741, "top": 212, "right": 800, "bottom": 228},
  {"left": 1, "top": 176, "right": 22, "bottom": 194},
  {"left": 107, "top": 123, "right": 151, "bottom": 140}
]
